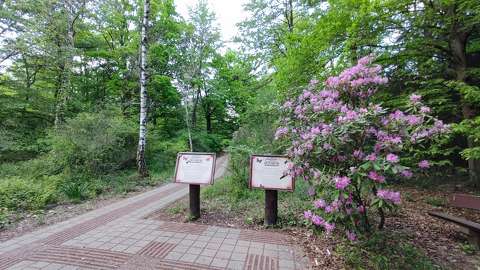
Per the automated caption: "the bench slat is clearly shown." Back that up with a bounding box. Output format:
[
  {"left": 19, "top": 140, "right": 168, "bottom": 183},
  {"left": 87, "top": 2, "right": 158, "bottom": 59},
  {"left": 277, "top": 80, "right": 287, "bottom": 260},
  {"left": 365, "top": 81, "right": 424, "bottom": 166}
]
[
  {"left": 450, "top": 194, "right": 480, "bottom": 211},
  {"left": 429, "top": 211, "right": 480, "bottom": 232}
]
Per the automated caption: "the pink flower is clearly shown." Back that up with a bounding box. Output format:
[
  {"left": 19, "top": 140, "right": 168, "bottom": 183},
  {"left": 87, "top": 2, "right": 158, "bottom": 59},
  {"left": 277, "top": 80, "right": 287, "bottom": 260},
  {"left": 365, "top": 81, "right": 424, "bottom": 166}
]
[
  {"left": 324, "top": 222, "right": 335, "bottom": 233},
  {"left": 283, "top": 100, "right": 293, "bottom": 108},
  {"left": 303, "top": 210, "right": 312, "bottom": 219},
  {"left": 274, "top": 127, "right": 288, "bottom": 139},
  {"left": 420, "top": 106, "right": 431, "bottom": 113},
  {"left": 311, "top": 215, "right": 324, "bottom": 226},
  {"left": 365, "top": 153, "right": 377, "bottom": 161},
  {"left": 346, "top": 231, "right": 357, "bottom": 241},
  {"left": 334, "top": 176, "right": 351, "bottom": 190},
  {"left": 314, "top": 199, "right": 326, "bottom": 209},
  {"left": 357, "top": 205, "right": 365, "bottom": 213},
  {"left": 401, "top": 170, "right": 413, "bottom": 178},
  {"left": 409, "top": 94, "right": 422, "bottom": 103},
  {"left": 405, "top": 115, "right": 422, "bottom": 125},
  {"left": 323, "top": 143, "right": 333, "bottom": 150},
  {"left": 311, "top": 126, "right": 321, "bottom": 135},
  {"left": 353, "top": 149, "right": 364, "bottom": 159},
  {"left": 368, "top": 171, "right": 385, "bottom": 183},
  {"left": 386, "top": 153, "right": 399, "bottom": 163},
  {"left": 377, "top": 189, "right": 401, "bottom": 205},
  {"left": 418, "top": 160, "right": 430, "bottom": 169}
]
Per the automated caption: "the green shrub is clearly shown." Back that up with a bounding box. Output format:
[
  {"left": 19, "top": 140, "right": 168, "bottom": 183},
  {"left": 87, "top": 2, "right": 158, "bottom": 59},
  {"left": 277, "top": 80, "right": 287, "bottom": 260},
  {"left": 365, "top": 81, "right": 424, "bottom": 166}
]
[
  {"left": 47, "top": 109, "right": 137, "bottom": 176},
  {"left": 191, "top": 131, "right": 226, "bottom": 153},
  {"left": 338, "top": 232, "right": 438, "bottom": 269},
  {"left": 147, "top": 131, "right": 189, "bottom": 173},
  {"left": 57, "top": 173, "right": 97, "bottom": 202},
  {"left": 227, "top": 87, "right": 283, "bottom": 196},
  {"left": 0, "top": 207, "right": 8, "bottom": 229},
  {"left": 0, "top": 177, "right": 56, "bottom": 211}
]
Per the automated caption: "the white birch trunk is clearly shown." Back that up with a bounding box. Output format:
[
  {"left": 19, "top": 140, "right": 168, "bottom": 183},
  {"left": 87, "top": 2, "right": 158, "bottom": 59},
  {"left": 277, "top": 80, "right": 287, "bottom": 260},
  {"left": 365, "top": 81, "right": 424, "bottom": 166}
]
[{"left": 137, "top": 0, "right": 150, "bottom": 177}]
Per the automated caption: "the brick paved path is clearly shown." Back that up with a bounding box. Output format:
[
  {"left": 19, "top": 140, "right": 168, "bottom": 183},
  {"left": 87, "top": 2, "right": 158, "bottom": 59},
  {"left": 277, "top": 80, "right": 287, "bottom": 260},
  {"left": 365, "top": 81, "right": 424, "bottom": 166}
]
[{"left": 0, "top": 156, "right": 309, "bottom": 270}]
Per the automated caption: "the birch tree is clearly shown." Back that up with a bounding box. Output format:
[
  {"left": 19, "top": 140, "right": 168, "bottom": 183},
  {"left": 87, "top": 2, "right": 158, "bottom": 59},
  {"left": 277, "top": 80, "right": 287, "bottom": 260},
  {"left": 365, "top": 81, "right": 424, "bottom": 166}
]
[{"left": 137, "top": 0, "right": 150, "bottom": 177}]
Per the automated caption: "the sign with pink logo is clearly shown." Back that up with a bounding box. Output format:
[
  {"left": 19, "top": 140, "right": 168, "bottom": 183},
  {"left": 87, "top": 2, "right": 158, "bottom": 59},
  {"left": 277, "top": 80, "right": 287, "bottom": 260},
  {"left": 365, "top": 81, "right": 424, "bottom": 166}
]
[
  {"left": 174, "top": 152, "right": 216, "bottom": 185},
  {"left": 249, "top": 155, "right": 294, "bottom": 191}
]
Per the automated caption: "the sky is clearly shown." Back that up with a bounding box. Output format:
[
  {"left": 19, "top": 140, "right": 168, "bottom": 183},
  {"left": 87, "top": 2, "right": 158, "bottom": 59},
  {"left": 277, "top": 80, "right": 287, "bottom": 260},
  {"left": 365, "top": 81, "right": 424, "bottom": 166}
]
[{"left": 174, "top": 0, "right": 249, "bottom": 48}]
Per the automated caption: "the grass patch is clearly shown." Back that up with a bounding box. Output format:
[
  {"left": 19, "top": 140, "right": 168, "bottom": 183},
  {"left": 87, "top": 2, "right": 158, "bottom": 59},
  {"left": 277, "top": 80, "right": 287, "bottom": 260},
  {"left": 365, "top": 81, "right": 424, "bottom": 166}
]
[
  {"left": 424, "top": 196, "right": 447, "bottom": 207},
  {"left": 337, "top": 231, "right": 439, "bottom": 270},
  {"left": 198, "top": 175, "right": 309, "bottom": 228}
]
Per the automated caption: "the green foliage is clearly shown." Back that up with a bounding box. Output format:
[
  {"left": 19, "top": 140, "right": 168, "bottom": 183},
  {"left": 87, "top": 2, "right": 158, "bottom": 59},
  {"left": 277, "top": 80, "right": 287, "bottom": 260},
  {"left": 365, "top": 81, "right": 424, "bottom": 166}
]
[
  {"left": 0, "top": 207, "right": 8, "bottom": 229},
  {"left": 47, "top": 109, "right": 137, "bottom": 176},
  {"left": 0, "top": 177, "right": 56, "bottom": 211},
  {"left": 202, "top": 175, "right": 309, "bottom": 227},
  {"left": 60, "top": 181, "right": 93, "bottom": 203},
  {"left": 337, "top": 232, "right": 439, "bottom": 270},
  {"left": 191, "top": 131, "right": 226, "bottom": 153},
  {"left": 147, "top": 130, "right": 189, "bottom": 173},
  {"left": 228, "top": 85, "right": 282, "bottom": 189},
  {"left": 454, "top": 116, "right": 480, "bottom": 161},
  {"left": 424, "top": 196, "right": 447, "bottom": 207}
]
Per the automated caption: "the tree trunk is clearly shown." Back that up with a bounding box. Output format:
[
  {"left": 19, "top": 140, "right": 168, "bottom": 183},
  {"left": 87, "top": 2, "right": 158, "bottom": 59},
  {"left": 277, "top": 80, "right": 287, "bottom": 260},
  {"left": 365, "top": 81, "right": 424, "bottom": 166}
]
[
  {"left": 448, "top": 10, "right": 480, "bottom": 185},
  {"left": 206, "top": 109, "right": 212, "bottom": 133},
  {"left": 54, "top": 0, "right": 76, "bottom": 129},
  {"left": 137, "top": 0, "right": 150, "bottom": 178},
  {"left": 191, "top": 87, "right": 200, "bottom": 129}
]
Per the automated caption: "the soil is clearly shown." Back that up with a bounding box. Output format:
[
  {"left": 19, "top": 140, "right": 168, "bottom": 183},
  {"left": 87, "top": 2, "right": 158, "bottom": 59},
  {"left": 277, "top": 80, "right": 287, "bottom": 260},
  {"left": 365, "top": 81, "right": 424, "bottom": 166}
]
[
  {"left": 153, "top": 185, "right": 480, "bottom": 269},
  {"left": 385, "top": 186, "right": 480, "bottom": 269}
]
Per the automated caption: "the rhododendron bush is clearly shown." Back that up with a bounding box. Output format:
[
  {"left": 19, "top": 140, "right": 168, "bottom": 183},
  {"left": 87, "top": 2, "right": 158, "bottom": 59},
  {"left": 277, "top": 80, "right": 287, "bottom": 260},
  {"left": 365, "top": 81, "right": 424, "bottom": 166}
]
[{"left": 275, "top": 56, "right": 449, "bottom": 240}]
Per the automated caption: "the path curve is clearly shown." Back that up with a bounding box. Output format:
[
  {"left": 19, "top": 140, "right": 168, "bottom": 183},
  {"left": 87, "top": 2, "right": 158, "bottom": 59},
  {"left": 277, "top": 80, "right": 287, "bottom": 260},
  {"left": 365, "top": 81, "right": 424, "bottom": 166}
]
[{"left": 0, "top": 155, "right": 309, "bottom": 270}]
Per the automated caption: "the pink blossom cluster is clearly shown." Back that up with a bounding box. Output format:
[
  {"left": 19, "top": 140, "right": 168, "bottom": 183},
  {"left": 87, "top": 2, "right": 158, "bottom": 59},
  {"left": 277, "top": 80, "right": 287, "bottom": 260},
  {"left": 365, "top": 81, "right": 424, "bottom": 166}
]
[
  {"left": 334, "top": 176, "right": 351, "bottom": 190},
  {"left": 304, "top": 210, "right": 336, "bottom": 234},
  {"left": 325, "top": 55, "right": 388, "bottom": 98},
  {"left": 376, "top": 189, "right": 401, "bottom": 205},
  {"left": 277, "top": 56, "right": 450, "bottom": 238}
]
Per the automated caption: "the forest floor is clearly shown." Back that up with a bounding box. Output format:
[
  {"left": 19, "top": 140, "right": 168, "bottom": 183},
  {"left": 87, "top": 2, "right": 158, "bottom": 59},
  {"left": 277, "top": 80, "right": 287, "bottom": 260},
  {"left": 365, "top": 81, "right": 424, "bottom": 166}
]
[{"left": 155, "top": 183, "right": 480, "bottom": 269}]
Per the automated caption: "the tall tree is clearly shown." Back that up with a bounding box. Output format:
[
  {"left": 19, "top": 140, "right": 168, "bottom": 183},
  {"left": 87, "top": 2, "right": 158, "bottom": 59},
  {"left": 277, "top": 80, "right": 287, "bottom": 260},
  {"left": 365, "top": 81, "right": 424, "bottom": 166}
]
[
  {"left": 177, "top": 0, "right": 221, "bottom": 130},
  {"left": 137, "top": 0, "right": 150, "bottom": 177},
  {"left": 54, "top": 0, "right": 87, "bottom": 128}
]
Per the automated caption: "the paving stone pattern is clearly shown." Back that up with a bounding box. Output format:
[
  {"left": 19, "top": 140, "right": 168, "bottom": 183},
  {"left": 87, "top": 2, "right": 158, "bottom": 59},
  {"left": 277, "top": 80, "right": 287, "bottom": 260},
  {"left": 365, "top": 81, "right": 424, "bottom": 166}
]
[{"left": 0, "top": 158, "right": 309, "bottom": 269}]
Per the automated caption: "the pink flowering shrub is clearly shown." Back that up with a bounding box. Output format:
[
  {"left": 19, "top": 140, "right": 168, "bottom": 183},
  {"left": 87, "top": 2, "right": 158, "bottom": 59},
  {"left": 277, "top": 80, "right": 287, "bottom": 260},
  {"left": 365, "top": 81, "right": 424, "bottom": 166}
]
[{"left": 276, "top": 56, "right": 449, "bottom": 240}]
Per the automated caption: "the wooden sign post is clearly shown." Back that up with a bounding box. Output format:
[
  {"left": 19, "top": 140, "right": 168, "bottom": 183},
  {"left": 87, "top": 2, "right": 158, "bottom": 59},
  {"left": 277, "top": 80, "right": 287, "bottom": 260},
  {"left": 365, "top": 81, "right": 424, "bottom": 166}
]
[
  {"left": 249, "top": 155, "right": 294, "bottom": 226},
  {"left": 174, "top": 152, "right": 216, "bottom": 220}
]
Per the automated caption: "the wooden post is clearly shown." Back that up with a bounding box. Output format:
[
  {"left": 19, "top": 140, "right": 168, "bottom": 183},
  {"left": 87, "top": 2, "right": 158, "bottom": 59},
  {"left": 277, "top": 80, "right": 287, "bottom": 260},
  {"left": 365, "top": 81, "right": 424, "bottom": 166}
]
[
  {"left": 189, "top": 184, "right": 200, "bottom": 219},
  {"left": 265, "top": 189, "right": 278, "bottom": 225}
]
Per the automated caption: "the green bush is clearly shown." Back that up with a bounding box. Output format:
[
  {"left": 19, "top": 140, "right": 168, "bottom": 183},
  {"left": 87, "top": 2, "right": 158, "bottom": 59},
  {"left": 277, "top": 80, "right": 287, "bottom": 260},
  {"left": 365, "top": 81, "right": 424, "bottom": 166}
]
[
  {"left": 191, "top": 131, "right": 226, "bottom": 153},
  {"left": 147, "top": 131, "right": 189, "bottom": 173},
  {"left": 0, "top": 177, "right": 56, "bottom": 211},
  {"left": 338, "top": 232, "right": 438, "bottom": 269},
  {"left": 47, "top": 109, "right": 137, "bottom": 176},
  {"left": 227, "top": 87, "right": 283, "bottom": 194}
]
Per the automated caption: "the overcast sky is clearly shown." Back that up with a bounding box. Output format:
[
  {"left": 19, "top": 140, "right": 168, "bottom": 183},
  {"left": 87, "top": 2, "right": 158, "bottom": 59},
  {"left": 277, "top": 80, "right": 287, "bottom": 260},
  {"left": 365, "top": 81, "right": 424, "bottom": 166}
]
[{"left": 174, "top": 0, "right": 249, "bottom": 48}]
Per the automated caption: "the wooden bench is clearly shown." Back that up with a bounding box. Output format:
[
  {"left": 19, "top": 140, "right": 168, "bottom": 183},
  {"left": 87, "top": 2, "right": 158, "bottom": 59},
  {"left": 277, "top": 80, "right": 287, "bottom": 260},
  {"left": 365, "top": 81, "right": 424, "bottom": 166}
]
[{"left": 428, "top": 194, "right": 480, "bottom": 248}]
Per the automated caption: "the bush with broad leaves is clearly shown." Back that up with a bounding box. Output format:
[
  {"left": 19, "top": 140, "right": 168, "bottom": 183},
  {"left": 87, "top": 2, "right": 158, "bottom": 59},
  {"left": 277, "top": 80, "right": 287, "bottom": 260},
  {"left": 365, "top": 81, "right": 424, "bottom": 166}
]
[{"left": 275, "top": 56, "right": 449, "bottom": 240}]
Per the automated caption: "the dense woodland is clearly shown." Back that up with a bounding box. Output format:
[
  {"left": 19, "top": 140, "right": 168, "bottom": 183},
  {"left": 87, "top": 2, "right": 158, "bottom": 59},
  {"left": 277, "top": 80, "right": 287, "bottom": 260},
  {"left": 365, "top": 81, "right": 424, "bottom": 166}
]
[{"left": 0, "top": 0, "right": 480, "bottom": 266}]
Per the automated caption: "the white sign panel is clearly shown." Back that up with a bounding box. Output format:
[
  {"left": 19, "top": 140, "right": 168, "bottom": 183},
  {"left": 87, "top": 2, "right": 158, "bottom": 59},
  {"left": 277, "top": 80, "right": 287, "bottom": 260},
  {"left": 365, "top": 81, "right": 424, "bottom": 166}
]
[
  {"left": 174, "top": 152, "right": 216, "bottom": 185},
  {"left": 249, "top": 155, "right": 294, "bottom": 191}
]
